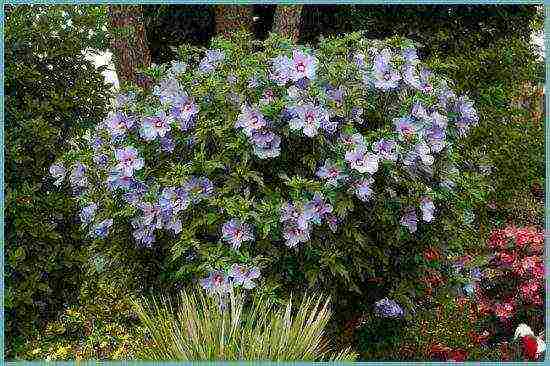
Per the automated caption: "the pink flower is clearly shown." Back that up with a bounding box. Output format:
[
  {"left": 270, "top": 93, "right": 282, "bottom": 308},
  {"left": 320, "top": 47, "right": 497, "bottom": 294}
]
[
  {"left": 494, "top": 301, "right": 514, "bottom": 320},
  {"left": 532, "top": 261, "right": 545, "bottom": 279},
  {"left": 498, "top": 251, "right": 516, "bottom": 267},
  {"left": 519, "top": 281, "right": 540, "bottom": 300}
]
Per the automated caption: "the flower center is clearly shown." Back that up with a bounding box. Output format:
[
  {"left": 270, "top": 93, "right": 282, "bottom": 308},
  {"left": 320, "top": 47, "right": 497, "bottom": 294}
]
[
  {"left": 305, "top": 112, "right": 315, "bottom": 125},
  {"left": 296, "top": 62, "right": 306, "bottom": 73}
]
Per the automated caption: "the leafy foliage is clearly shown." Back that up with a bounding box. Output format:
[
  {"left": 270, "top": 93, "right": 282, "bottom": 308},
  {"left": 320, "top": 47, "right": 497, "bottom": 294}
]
[
  {"left": 5, "top": 4, "right": 112, "bottom": 356},
  {"left": 51, "top": 32, "right": 487, "bottom": 311}
]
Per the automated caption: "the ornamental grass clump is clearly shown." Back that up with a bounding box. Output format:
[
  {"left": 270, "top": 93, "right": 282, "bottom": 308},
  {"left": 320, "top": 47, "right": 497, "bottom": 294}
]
[
  {"left": 131, "top": 289, "right": 356, "bottom": 361},
  {"left": 50, "top": 31, "right": 484, "bottom": 303}
]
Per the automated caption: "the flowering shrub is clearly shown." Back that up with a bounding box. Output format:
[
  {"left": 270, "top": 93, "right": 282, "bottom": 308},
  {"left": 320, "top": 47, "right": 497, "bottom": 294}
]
[
  {"left": 454, "top": 226, "right": 545, "bottom": 326},
  {"left": 50, "top": 32, "right": 481, "bottom": 300}
]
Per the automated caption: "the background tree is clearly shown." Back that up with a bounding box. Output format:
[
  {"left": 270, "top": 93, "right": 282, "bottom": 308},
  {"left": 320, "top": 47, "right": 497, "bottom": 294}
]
[
  {"left": 271, "top": 5, "right": 303, "bottom": 42},
  {"left": 108, "top": 5, "right": 151, "bottom": 85},
  {"left": 214, "top": 5, "right": 253, "bottom": 37}
]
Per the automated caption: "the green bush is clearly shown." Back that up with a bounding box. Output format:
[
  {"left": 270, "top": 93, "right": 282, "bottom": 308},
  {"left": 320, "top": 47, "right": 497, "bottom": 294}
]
[
  {"left": 51, "top": 31, "right": 490, "bottom": 321},
  {"left": 5, "top": 4, "right": 112, "bottom": 357},
  {"left": 15, "top": 287, "right": 145, "bottom": 360}
]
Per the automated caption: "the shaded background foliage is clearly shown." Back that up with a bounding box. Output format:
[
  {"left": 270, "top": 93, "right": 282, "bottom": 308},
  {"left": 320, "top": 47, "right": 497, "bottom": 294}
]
[
  {"left": 5, "top": 4, "right": 544, "bottom": 360},
  {"left": 5, "top": 4, "right": 112, "bottom": 356}
]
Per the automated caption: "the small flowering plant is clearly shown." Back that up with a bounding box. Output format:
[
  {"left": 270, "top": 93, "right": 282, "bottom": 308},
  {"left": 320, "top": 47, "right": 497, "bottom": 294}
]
[
  {"left": 49, "top": 32, "right": 481, "bottom": 297},
  {"left": 459, "top": 226, "right": 545, "bottom": 325}
]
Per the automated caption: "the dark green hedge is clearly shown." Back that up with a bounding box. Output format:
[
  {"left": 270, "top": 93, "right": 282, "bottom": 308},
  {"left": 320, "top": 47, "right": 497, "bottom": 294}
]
[{"left": 5, "top": 5, "right": 112, "bottom": 357}]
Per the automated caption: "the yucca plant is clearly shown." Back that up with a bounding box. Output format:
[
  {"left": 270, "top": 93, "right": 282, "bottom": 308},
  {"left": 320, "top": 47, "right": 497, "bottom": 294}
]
[{"left": 131, "top": 288, "right": 357, "bottom": 361}]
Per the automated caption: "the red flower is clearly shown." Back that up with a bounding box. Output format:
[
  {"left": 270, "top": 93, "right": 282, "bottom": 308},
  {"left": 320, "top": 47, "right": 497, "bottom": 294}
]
[
  {"left": 424, "top": 248, "right": 441, "bottom": 261},
  {"left": 429, "top": 343, "right": 451, "bottom": 361},
  {"left": 494, "top": 301, "right": 515, "bottom": 320},
  {"left": 522, "top": 335, "right": 539, "bottom": 360},
  {"left": 488, "top": 230, "right": 507, "bottom": 249},
  {"left": 448, "top": 348, "right": 468, "bottom": 362},
  {"left": 469, "top": 330, "right": 490, "bottom": 346},
  {"left": 532, "top": 261, "right": 545, "bottom": 280},
  {"left": 519, "top": 281, "right": 540, "bottom": 301},
  {"left": 515, "top": 229, "right": 531, "bottom": 247},
  {"left": 497, "top": 251, "right": 516, "bottom": 266}
]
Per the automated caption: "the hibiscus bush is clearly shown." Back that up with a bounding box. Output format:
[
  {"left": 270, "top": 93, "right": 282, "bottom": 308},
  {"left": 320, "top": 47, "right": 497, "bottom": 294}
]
[{"left": 50, "top": 32, "right": 486, "bottom": 306}]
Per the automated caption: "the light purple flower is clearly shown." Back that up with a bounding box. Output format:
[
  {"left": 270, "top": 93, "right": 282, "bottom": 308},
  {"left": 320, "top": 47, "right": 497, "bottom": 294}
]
[
  {"left": 374, "top": 298, "right": 404, "bottom": 318},
  {"left": 170, "top": 94, "right": 198, "bottom": 130},
  {"left": 93, "top": 218, "right": 113, "bottom": 239},
  {"left": 373, "top": 139, "right": 398, "bottom": 161},
  {"left": 352, "top": 178, "right": 375, "bottom": 202},
  {"left": 184, "top": 176, "right": 214, "bottom": 203},
  {"left": 353, "top": 52, "right": 366, "bottom": 68},
  {"left": 200, "top": 270, "right": 231, "bottom": 294},
  {"left": 289, "top": 49, "right": 317, "bottom": 81},
  {"left": 316, "top": 159, "right": 347, "bottom": 187},
  {"left": 251, "top": 131, "right": 281, "bottom": 159},
  {"left": 140, "top": 111, "right": 172, "bottom": 141},
  {"left": 159, "top": 187, "right": 190, "bottom": 219},
  {"left": 326, "top": 85, "right": 344, "bottom": 105},
  {"left": 235, "top": 105, "right": 266, "bottom": 137},
  {"left": 49, "top": 163, "right": 66, "bottom": 187},
  {"left": 123, "top": 181, "right": 148, "bottom": 205},
  {"left": 429, "top": 111, "right": 448, "bottom": 129},
  {"left": 325, "top": 213, "right": 339, "bottom": 233},
  {"left": 138, "top": 202, "right": 163, "bottom": 229},
  {"left": 160, "top": 135, "right": 175, "bottom": 153},
  {"left": 424, "top": 124, "right": 446, "bottom": 153},
  {"left": 280, "top": 202, "right": 302, "bottom": 223},
  {"left": 271, "top": 55, "right": 293, "bottom": 85},
  {"left": 289, "top": 104, "right": 329, "bottom": 137},
  {"left": 107, "top": 169, "right": 134, "bottom": 190},
  {"left": 229, "top": 264, "right": 261, "bottom": 289},
  {"left": 400, "top": 207, "right": 417, "bottom": 233},
  {"left": 454, "top": 96, "right": 479, "bottom": 135},
  {"left": 339, "top": 132, "right": 365, "bottom": 149},
  {"left": 283, "top": 222, "right": 311, "bottom": 248},
  {"left": 114, "top": 91, "right": 135, "bottom": 108},
  {"left": 404, "top": 65, "right": 433, "bottom": 93},
  {"left": 93, "top": 153, "right": 109, "bottom": 167},
  {"left": 304, "top": 193, "right": 333, "bottom": 224},
  {"left": 131, "top": 217, "right": 156, "bottom": 247},
  {"left": 402, "top": 47, "right": 418, "bottom": 63},
  {"left": 199, "top": 49, "right": 225, "bottom": 73},
  {"left": 259, "top": 89, "right": 276, "bottom": 104},
  {"left": 105, "top": 111, "right": 134, "bottom": 137},
  {"left": 222, "top": 219, "right": 254, "bottom": 250},
  {"left": 80, "top": 203, "right": 97, "bottom": 225},
  {"left": 394, "top": 116, "right": 417, "bottom": 140},
  {"left": 69, "top": 162, "right": 88, "bottom": 188},
  {"left": 345, "top": 147, "right": 379, "bottom": 174},
  {"left": 411, "top": 101, "right": 429, "bottom": 120},
  {"left": 115, "top": 146, "right": 144, "bottom": 176},
  {"left": 153, "top": 78, "right": 182, "bottom": 104},
  {"left": 420, "top": 197, "right": 435, "bottom": 222},
  {"left": 373, "top": 48, "right": 401, "bottom": 90}
]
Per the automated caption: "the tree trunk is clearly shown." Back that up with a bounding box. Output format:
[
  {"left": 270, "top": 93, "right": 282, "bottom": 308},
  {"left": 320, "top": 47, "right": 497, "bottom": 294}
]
[
  {"left": 108, "top": 5, "right": 151, "bottom": 86},
  {"left": 272, "top": 5, "right": 303, "bottom": 42},
  {"left": 214, "top": 5, "right": 253, "bottom": 37}
]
